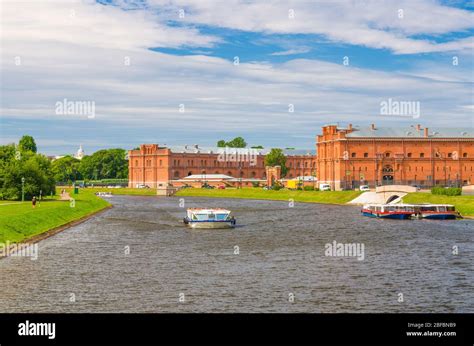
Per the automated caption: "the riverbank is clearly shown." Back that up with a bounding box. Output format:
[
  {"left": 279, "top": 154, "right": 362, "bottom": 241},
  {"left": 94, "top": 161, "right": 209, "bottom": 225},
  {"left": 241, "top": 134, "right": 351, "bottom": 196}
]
[
  {"left": 0, "top": 188, "right": 111, "bottom": 244},
  {"left": 403, "top": 193, "right": 474, "bottom": 217},
  {"left": 67, "top": 186, "right": 156, "bottom": 196},
  {"left": 175, "top": 188, "right": 362, "bottom": 204}
]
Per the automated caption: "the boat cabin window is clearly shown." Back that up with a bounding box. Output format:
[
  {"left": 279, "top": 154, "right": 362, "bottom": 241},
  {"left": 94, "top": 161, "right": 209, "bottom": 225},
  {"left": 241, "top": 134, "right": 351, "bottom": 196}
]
[
  {"left": 216, "top": 213, "right": 229, "bottom": 220},
  {"left": 421, "top": 206, "right": 436, "bottom": 211},
  {"left": 195, "top": 213, "right": 211, "bottom": 221}
]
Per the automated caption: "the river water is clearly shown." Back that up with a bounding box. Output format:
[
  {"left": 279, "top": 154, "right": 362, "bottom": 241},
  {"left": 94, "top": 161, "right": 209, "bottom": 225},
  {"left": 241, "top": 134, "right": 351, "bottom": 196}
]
[{"left": 0, "top": 196, "right": 472, "bottom": 313}]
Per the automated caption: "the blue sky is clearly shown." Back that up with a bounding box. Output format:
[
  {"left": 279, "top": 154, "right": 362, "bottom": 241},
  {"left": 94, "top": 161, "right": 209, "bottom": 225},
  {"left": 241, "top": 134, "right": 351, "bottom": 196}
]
[{"left": 1, "top": 0, "right": 473, "bottom": 155}]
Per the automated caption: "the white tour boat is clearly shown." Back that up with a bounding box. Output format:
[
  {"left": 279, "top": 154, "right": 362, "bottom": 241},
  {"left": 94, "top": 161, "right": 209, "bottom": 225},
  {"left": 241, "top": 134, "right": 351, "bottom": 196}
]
[
  {"left": 414, "top": 204, "right": 458, "bottom": 220},
  {"left": 183, "top": 208, "right": 236, "bottom": 229}
]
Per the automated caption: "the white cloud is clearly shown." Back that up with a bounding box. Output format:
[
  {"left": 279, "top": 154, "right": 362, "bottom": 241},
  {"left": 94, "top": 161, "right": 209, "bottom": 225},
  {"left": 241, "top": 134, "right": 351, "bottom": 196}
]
[
  {"left": 271, "top": 48, "right": 311, "bottom": 56},
  {"left": 0, "top": 0, "right": 473, "bottom": 152},
  {"left": 147, "top": 0, "right": 474, "bottom": 54}
]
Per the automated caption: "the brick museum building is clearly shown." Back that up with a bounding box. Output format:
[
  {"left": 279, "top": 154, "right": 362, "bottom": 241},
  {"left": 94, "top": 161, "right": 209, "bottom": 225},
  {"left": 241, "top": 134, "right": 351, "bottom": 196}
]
[
  {"left": 317, "top": 124, "right": 474, "bottom": 190},
  {"left": 129, "top": 124, "right": 473, "bottom": 190},
  {"left": 128, "top": 145, "right": 316, "bottom": 188}
]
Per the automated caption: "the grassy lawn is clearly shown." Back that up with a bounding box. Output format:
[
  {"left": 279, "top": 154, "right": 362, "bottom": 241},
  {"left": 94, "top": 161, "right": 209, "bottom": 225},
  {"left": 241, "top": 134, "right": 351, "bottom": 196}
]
[
  {"left": 0, "top": 188, "right": 110, "bottom": 244},
  {"left": 176, "top": 187, "right": 362, "bottom": 204},
  {"left": 403, "top": 193, "right": 474, "bottom": 217}
]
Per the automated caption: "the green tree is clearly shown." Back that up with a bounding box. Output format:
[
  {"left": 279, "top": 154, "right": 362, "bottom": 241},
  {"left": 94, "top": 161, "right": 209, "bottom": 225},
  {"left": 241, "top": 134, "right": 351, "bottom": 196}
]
[
  {"left": 79, "top": 148, "right": 128, "bottom": 180},
  {"left": 0, "top": 147, "right": 55, "bottom": 200},
  {"left": 251, "top": 145, "right": 264, "bottom": 149},
  {"left": 227, "top": 137, "right": 247, "bottom": 148},
  {"left": 18, "top": 135, "right": 37, "bottom": 153},
  {"left": 264, "top": 148, "right": 288, "bottom": 177},
  {"left": 51, "top": 156, "right": 81, "bottom": 183},
  {"left": 216, "top": 137, "right": 247, "bottom": 148}
]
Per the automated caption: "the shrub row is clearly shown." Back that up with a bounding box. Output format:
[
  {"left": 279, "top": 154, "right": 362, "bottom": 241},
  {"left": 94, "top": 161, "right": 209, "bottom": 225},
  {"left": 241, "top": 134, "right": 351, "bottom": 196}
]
[{"left": 431, "top": 186, "right": 462, "bottom": 196}]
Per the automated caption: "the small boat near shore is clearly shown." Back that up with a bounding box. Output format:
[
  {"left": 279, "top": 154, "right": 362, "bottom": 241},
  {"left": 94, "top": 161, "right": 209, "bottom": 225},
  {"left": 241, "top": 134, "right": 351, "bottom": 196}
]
[
  {"left": 362, "top": 203, "right": 460, "bottom": 220},
  {"left": 183, "top": 208, "right": 236, "bottom": 229},
  {"left": 95, "top": 192, "right": 113, "bottom": 197},
  {"left": 413, "top": 204, "right": 458, "bottom": 220},
  {"left": 361, "top": 204, "right": 415, "bottom": 219}
]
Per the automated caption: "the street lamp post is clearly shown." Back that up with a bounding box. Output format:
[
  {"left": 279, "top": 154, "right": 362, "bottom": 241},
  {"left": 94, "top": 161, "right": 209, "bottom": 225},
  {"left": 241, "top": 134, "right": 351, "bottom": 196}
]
[{"left": 21, "top": 177, "right": 25, "bottom": 202}]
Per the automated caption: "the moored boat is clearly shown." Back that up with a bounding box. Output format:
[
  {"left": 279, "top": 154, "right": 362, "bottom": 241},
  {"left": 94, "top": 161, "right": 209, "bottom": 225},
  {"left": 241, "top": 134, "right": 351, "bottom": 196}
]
[
  {"left": 183, "top": 208, "right": 236, "bottom": 229},
  {"left": 414, "top": 204, "right": 458, "bottom": 220},
  {"left": 361, "top": 204, "right": 415, "bottom": 219},
  {"left": 95, "top": 192, "right": 113, "bottom": 197}
]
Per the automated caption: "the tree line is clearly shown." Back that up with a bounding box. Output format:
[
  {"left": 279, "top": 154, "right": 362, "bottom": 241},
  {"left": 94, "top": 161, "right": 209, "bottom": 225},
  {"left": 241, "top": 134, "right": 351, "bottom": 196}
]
[
  {"left": 0, "top": 135, "right": 128, "bottom": 200},
  {"left": 0, "top": 135, "right": 289, "bottom": 200}
]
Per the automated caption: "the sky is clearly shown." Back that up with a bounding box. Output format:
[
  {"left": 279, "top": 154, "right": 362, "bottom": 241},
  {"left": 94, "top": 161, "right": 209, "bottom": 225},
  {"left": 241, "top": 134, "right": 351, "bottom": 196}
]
[{"left": 0, "top": 0, "right": 473, "bottom": 155}]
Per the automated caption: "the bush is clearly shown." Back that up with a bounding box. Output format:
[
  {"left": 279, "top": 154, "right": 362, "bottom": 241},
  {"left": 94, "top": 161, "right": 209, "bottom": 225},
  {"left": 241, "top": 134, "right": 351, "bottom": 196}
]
[
  {"left": 272, "top": 183, "right": 283, "bottom": 191},
  {"left": 303, "top": 185, "right": 315, "bottom": 191},
  {"left": 252, "top": 181, "right": 260, "bottom": 188},
  {"left": 431, "top": 186, "right": 462, "bottom": 196}
]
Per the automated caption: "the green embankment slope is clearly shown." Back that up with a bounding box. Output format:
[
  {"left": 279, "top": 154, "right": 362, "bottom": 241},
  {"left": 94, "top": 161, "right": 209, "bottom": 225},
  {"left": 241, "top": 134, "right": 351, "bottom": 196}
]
[{"left": 0, "top": 188, "right": 110, "bottom": 243}]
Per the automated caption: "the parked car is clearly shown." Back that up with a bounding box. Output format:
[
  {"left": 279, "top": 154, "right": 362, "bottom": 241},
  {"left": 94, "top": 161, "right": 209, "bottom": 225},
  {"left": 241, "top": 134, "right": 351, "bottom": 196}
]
[
  {"left": 319, "top": 183, "right": 331, "bottom": 191},
  {"left": 136, "top": 184, "right": 150, "bottom": 189},
  {"left": 359, "top": 185, "right": 370, "bottom": 191},
  {"left": 218, "top": 185, "right": 226, "bottom": 189},
  {"left": 411, "top": 184, "right": 421, "bottom": 191}
]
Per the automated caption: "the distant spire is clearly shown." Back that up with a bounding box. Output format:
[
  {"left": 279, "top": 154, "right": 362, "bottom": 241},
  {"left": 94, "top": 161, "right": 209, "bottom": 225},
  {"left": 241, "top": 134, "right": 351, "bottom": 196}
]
[{"left": 75, "top": 144, "right": 85, "bottom": 159}]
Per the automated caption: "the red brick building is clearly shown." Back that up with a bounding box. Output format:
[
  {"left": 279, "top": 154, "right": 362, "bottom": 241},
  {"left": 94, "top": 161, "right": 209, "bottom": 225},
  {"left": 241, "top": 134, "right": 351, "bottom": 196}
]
[
  {"left": 129, "top": 124, "right": 473, "bottom": 190},
  {"left": 128, "top": 145, "right": 315, "bottom": 188},
  {"left": 317, "top": 124, "right": 474, "bottom": 190}
]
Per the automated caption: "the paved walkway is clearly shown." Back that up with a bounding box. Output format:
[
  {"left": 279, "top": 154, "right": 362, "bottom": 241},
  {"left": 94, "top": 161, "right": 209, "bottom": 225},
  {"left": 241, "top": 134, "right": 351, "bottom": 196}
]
[{"left": 59, "top": 192, "right": 71, "bottom": 200}]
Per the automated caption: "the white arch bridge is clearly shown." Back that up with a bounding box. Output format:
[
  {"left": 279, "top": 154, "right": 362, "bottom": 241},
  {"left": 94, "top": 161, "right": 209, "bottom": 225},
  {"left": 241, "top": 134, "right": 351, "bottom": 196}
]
[{"left": 348, "top": 185, "right": 418, "bottom": 205}]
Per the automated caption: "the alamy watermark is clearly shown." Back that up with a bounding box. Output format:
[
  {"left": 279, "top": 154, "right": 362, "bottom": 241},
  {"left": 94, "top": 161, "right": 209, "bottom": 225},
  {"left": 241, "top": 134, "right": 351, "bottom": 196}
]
[
  {"left": 380, "top": 98, "right": 420, "bottom": 119},
  {"left": 0, "top": 241, "right": 38, "bottom": 260},
  {"left": 55, "top": 98, "right": 95, "bottom": 119},
  {"left": 217, "top": 147, "right": 258, "bottom": 166},
  {"left": 325, "top": 240, "right": 365, "bottom": 261}
]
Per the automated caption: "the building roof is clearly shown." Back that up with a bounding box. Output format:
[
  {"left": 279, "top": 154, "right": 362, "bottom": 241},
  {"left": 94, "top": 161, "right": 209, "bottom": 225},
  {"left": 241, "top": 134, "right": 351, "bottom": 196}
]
[
  {"left": 346, "top": 126, "right": 474, "bottom": 138},
  {"left": 166, "top": 145, "right": 314, "bottom": 156}
]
